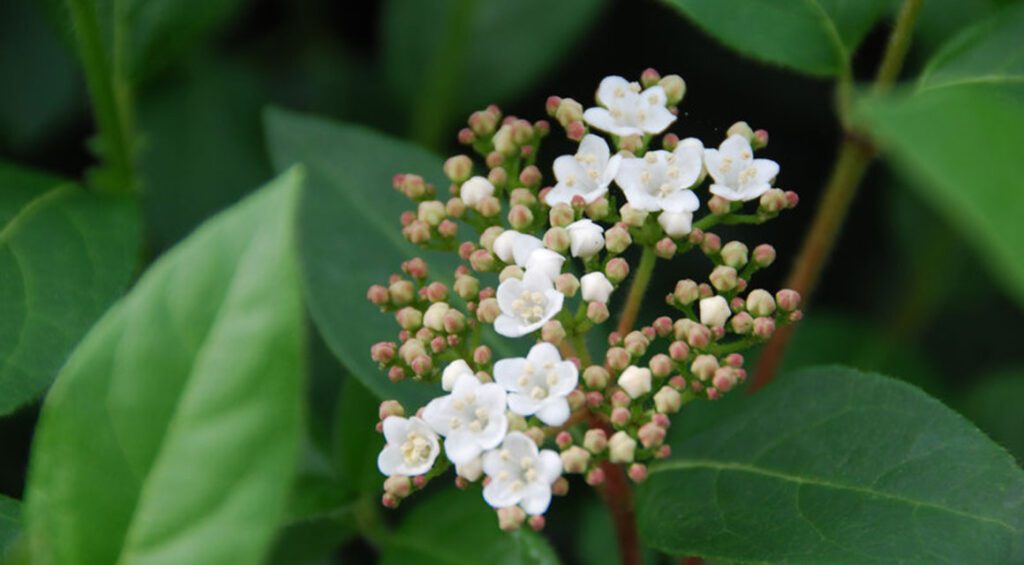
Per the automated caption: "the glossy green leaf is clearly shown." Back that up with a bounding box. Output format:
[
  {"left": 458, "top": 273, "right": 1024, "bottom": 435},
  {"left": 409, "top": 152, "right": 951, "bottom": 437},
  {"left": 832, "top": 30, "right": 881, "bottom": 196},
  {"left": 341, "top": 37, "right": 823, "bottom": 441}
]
[
  {"left": 380, "top": 488, "right": 560, "bottom": 565},
  {"left": 0, "top": 494, "right": 20, "bottom": 557},
  {"left": 0, "top": 163, "right": 138, "bottom": 416},
  {"left": 661, "top": 0, "right": 890, "bottom": 76},
  {"left": 637, "top": 366, "right": 1024, "bottom": 562},
  {"left": 138, "top": 55, "right": 271, "bottom": 250},
  {"left": 856, "top": 5, "right": 1024, "bottom": 305},
  {"left": 264, "top": 108, "right": 458, "bottom": 407},
  {"left": 962, "top": 370, "right": 1024, "bottom": 464},
  {"left": 268, "top": 473, "right": 357, "bottom": 565},
  {"left": 333, "top": 376, "right": 384, "bottom": 495},
  {"left": 382, "top": 0, "right": 607, "bottom": 147},
  {"left": 24, "top": 169, "right": 305, "bottom": 564}
]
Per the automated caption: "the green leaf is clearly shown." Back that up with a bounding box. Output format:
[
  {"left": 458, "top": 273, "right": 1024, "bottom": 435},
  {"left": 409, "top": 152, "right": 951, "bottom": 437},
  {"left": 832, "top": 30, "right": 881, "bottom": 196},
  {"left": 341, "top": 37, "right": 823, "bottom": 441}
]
[
  {"left": 24, "top": 169, "right": 306, "bottom": 564},
  {"left": 268, "top": 474, "right": 357, "bottom": 565},
  {"left": 138, "top": 55, "right": 271, "bottom": 250},
  {"left": 0, "top": 162, "right": 138, "bottom": 416},
  {"left": 333, "top": 376, "right": 385, "bottom": 495},
  {"left": 962, "top": 370, "right": 1024, "bottom": 465},
  {"left": 637, "top": 366, "right": 1024, "bottom": 562},
  {"left": 263, "top": 107, "right": 455, "bottom": 407},
  {"left": 382, "top": 0, "right": 607, "bottom": 147},
  {"left": 854, "top": 5, "right": 1024, "bottom": 305},
  {"left": 661, "top": 0, "right": 890, "bottom": 76},
  {"left": 380, "top": 488, "right": 560, "bottom": 565},
  {"left": 0, "top": 494, "right": 21, "bottom": 557}
]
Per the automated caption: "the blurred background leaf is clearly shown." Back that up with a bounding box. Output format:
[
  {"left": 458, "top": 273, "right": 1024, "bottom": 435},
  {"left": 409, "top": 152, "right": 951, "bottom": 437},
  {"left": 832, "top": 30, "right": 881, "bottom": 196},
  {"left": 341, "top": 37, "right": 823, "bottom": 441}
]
[
  {"left": 0, "top": 163, "right": 138, "bottom": 416},
  {"left": 961, "top": 370, "right": 1024, "bottom": 465}
]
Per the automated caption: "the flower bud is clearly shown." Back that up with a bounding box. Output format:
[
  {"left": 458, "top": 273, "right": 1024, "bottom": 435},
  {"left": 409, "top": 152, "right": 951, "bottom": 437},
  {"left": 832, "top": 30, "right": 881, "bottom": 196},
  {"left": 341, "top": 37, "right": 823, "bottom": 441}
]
[
  {"left": 545, "top": 95, "right": 562, "bottom": 117},
  {"left": 628, "top": 463, "right": 648, "bottom": 483},
  {"left": 699, "top": 296, "right": 731, "bottom": 329},
  {"left": 367, "top": 284, "right": 390, "bottom": 308},
  {"left": 708, "top": 195, "right": 732, "bottom": 216},
  {"left": 568, "top": 389, "right": 585, "bottom": 411},
  {"left": 583, "top": 365, "right": 609, "bottom": 389},
  {"left": 379, "top": 400, "right": 405, "bottom": 421},
  {"left": 549, "top": 203, "right": 574, "bottom": 228},
  {"left": 438, "top": 219, "right": 458, "bottom": 238},
  {"left": 497, "top": 506, "right": 527, "bottom": 532},
  {"left": 552, "top": 477, "right": 569, "bottom": 496},
  {"left": 442, "top": 309, "right": 466, "bottom": 333},
  {"left": 403, "top": 220, "right": 430, "bottom": 244},
  {"left": 476, "top": 196, "right": 501, "bottom": 218},
  {"left": 444, "top": 155, "right": 473, "bottom": 183},
  {"left": 709, "top": 266, "right": 738, "bottom": 291},
  {"left": 587, "top": 301, "right": 610, "bottom": 324},
  {"left": 759, "top": 188, "right": 787, "bottom": 213},
  {"left": 371, "top": 341, "right": 397, "bottom": 365},
  {"left": 458, "top": 128, "right": 475, "bottom": 145},
  {"left": 730, "top": 312, "right": 754, "bottom": 334},
  {"left": 580, "top": 272, "right": 614, "bottom": 304},
  {"left": 470, "top": 347, "right": 491, "bottom": 367},
  {"left": 469, "top": 109, "right": 498, "bottom": 137},
  {"left": 509, "top": 188, "right": 535, "bottom": 207},
  {"left": 410, "top": 355, "right": 432, "bottom": 377},
  {"left": 690, "top": 354, "right": 719, "bottom": 381},
  {"left": 525, "top": 427, "right": 545, "bottom": 446},
  {"left": 620, "top": 134, "right": 643, "bottom": 154},
  {"left": 456, "top": 457, "right": 483, "bottom": 482},
  {"left": 659, "top": 74, "right": 686, "bottom": 105},
  {"left": 488, "top": 166, "right": 508, "bottom": 188},
  {"left": 721, "top": 241, "right": 749, "bottom": 269},
  {"left": 454, "top": 275, "right": 480, "bottom": 301},
  {"left": 776, "top": 289, "right": 802, "bottom": 312},
  {"left": 384, "top": 475, "right": 412, "bottom": 499},
  {"left": 608, "top": 431, "right": 637, "bottom": 463},
  {"left": 541, "top": 320, "right": 566, "bottom": 345},
  {"left": 423, "top": 302, "right": 450, "bottom": 331},
  {"left": 398, "top": 174, "right": 428, "bottom": 199},
  {"left": 605, "top": 257, "right": 630, "bottom": 283},
  {"left": 555, "top": 273, "right": 580, "bottom": 297},
  {"left": 657, "top": 211, "right": 693, "bottom": 238},
  {"left": 746, "top": 289, "right": 777, "bottom": 317},
  {"left": 585, "top": 197, "right": 610, "bottom": 220},
  {"left": 623, "top": 331, "right": 649, "bottom": 357},
  {"left": 655, "top": 237, "right": 677, "bottom": 259},
  {"left": 508, "top": 204, "right": 534, "bottom": 230},
  {"left": 606, "top": 347, "right": 630, "bottom": 371},
  {"left": 493, "top": 124, "right": 517, "bottom": 156},
  {"left": 561, "top": 446, "right": 591, "bottom": 474},
  {"left": 475, "top": 297, "right": 499, "bottom": 323},
  {"left": 753, "top": 316, "right": 776, "bottom": 338},
  {"left": 726, "top": 121, "right": 755, "bottom": 142},
  {"left": 672, "top": 279, "right": 699, "bottom": 305},
  {"left": 566, "top": 120, "right": 586, "bottom": 141},
  {"left": 654, "top": 386, "right": 683, "bottom": 413},
  {"left": 555, "top": 97, "right": 583, "bottom": 126},
  {"left": 585, "top": 467, "right": 606, "bottom": 486},
  {"left": 604, "top": 225, "right": 632, "bottom": 254},
  {"left": 649, "top": 353, "right": 672, "bottom": 378},
  {"left": 499, "top": 265, "right": 524, "bottom": 282},
  {"left": 619, "top": 204, "right": 648, "bottom": 227},
  {"left": 640, "top": 67, "right": 661, "bottom": 88},
  {"left": 469, "top": 249, "right": 496, "bottom": 272},
  {"left": 638, "top": 421, "right": 666, "bottom": 449},
  {"left": 555, "top": 431, "right": 573, "bottom": 450},
  {"left": 700, "top": 232, "right": 721, "bottom": 255},
  {"left": 753, "top": 244, "right": 776, "bottom": 267},
  {"left": 668, "top": 340, "right": 690, "bottom": 361},
  {"left": 753, "top": 129, "right": 769, "bottom": 150},
  {"left": 395, "top": 307, "right": 423, "bottom": 331},
  {"left": 583, "top": 429, "right": 607, "bottom": 454},
  {"left": 611, "top": 407, "right": 631, "bottom": 426},
  {"left": 618, "top": 366, "right": 653, "bottom": 398},
  {"left": 713, "top": 367, "right": 738, "bottom": 392},
  {"left": 519, "top": 165, "right": 542, "bottom": 188},
  {"left": 543, "top": 227, "right": 570, "bottom": 252},
  {"left": 460, "top": 176, "right": 494, "bottom": 207}
]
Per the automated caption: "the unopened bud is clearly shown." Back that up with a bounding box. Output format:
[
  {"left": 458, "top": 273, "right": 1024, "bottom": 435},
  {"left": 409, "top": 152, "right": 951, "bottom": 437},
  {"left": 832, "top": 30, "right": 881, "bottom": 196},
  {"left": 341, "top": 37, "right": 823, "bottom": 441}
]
[
  {"left": 476, "top": 195, "right": 501, "bottom": 218},
  {"left": 454, "top": 276, "right": 480, "bottom": 301},
  {"left": 659, "top": 74, "right": 686, "bottom": 105},
  {"left": 708, "top": 195, "right": 732, "bottom": 216},
  {"left": 609, "top": 431, "right": 637, "bottom": 463},
  {"left": 673, "top": 279, "right": 699, "bottom": 305},
  {"left": 753, "top": 316, "right": 776, "bottom": 338},
  {"left": 545, "top": 95, "right": 562, "bottom": 117},
  {"left": 469, "top": 109, "right": 498, "bottom": 137},
  {"left": 566, "top": 120, "right": 586, "bottom": 141},
  {"left": 713, "top": 367, "right": 738, "bottom": 392},
  {"left": 710, "top": 265, "right": 738, "bottom": 291},
  {"left": 473, "top": 345, "right": 492, "bottom": 366},
  {"left": 371, "top": 342, "right": 397, "bottom": 365},
  {"left": 776, "top": 289, "right": 802, "bottom": 312},
  {"left": 700, "top": 232, "right": 721, "bottom": 255},
  {"left": 654, "top": 386, "right": 683, "bottom": 413},
  {"left": 541, "top": 320, "right": 566, "bottom": 345},
  {"left": 759, "top": 188, "right": 787, "bottom": 213},
  {"left": 395, "top": 307, "right": 423, "bottom": 331},
  {"left": 726, "top": 121, "right": 755, "bottom": 142},
  {"left": 604, "top": 225, "right": 632, "bottom": 254},
  {"left": 584, "top": 429, "right": 607, "bottom": 453},
  {"left": 619, "top": 204, "right": 648, "bottom": 227},
  {"left": 606, "top": 347, "right": 630, "bottom": 371},
  {"left": 367, "top": 284, "right": 390, "bottom": 307},
  {"left": 753, "top": 244, "right": 776, "bottom": 267},
  {"left": 555, "top": 98, "right": 583, "bottom": 126},
  {"left": 691, "top": 354, "right": 719, "bottom": 381},
  {"left": 746, "top": 289, "right": 776, "bottom": 316},
  {"left": 605, "top": 257, "right": 630, "bottom": 283},
  {"left": 519, "top": 165, "right": 542, "bottom": 188},
  {"left": 585, "top": 197, "right": 610, "bottom": 220},
  {"left": 628, "top": 463, "right": 648, "bottom": 483},
  {"left": 477, "top": 298, "right": 500, "bottom": 323},
  {"left": 488, "top": 166, "right": 508, "bottom": 188},
  {"left": 549, "top": 203, "right": 574, "bottom": 227},
  {"left": 655, "top": 237, "right": 677, "bottom": 258},
  {"left": 508, "top": 204, "right": 533, "bottom": 230},
  {"left": 668, "top": 340, "right": 690, "bottom": 361},
  {"left": 623, "top": 331, "right": 649, "bottom": 357},
  {"left": 721, "top": 241, "right": 749, "bottom": 269},
  {"left": 561, "top": 446, "right": 590, "bottom": 474},
  {"left": 585, "top": 467, "right": 606, "bottom": 486},
  {"left": 444, "top": 155, "right": 473, "bottom": 183},
  {"left": 469, "top": 249, "right": 496, "bottom": 272},
  {"left": 497, "top": 506, "right": 527, "bottom": 532},
  {"left": 583, "top": 365, "right": 609, "bottom": 389},
  {"left": 586, "top": 301, "right": 609, "bottom": 324},
  {"left": 752, "top": 129, "right": 769, "bottom": 150},
  {"left": 442, "top": 309, "right": 466, "bottom": 333},
  {"left": 638, "top": 422, "right": 666, "bottom": 449},
  {"left": 410, "top": 355, "right": 432, "bottom": 377},
  {"left": 379, "top": 400, "right": 405, "bottom": 420},
  {"left": 543, "top": 227, "right": 570, "bottom": 252},
  {"left": 499, "top": 265, "right": 524, "bottom": 282},
  {"left": 649, "top": 353, "right": 672, "bottom": 378},
  {"left": 730, "top": 312, "right": 754, "bottom": 334},
  {"left": 611, "top": 407, "right": 631, "bottom": 426}
]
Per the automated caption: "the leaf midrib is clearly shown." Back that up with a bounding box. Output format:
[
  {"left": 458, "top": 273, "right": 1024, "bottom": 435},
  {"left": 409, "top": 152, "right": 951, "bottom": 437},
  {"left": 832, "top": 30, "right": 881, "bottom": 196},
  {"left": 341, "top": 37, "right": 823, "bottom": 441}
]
[
  {"left": 650, "top": 458, "right": 1020, "bottom": 533},
  {"left": 0, "top": 184, "right": 77, "bottom": 244}
]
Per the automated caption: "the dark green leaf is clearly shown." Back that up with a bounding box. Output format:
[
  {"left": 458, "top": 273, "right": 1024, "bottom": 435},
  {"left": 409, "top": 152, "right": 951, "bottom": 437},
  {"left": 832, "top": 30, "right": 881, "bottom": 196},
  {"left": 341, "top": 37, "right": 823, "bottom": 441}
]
[
  {"left": 661, "top": 0, "right": 890, "bottom": 76},
  {"left": 382, "top": 0, "right": 607, "bottom": 147},
  {"left": 918, "top": 2, "right": 1024, "bottom": 91},
  {"left": 638, "top": 366, "right": 1024, "bottom": 562},
  {"left": 24, "top": 169, "right": 305, "bottom": 564},
  {"left": 0, "top": 162, "right": 138, "bottom": 416},
  {"left": 381, "top": 488, "right": 560, "bottom": 565},
  {"left": 138, "top": 55, "right": 271, "bottom": 250},
  {"left": 268, "top": 473, "right": 358, "bottom": 565},
  {"left": 0, "top": 494, "right": 20, "bottom": 557},
  {"left": 333, "top": 376, "right": 384, "bottom": 495},
  {"left": 263, "top": 107, "right": 455, "bottom": 407},
  {"left": 962, "top": 370, "right": 1024, "bottom": 465}
]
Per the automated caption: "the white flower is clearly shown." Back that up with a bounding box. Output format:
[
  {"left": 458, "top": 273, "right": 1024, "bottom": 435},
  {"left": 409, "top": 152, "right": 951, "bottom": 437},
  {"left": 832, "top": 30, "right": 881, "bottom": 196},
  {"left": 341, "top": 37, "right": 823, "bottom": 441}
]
[
  {"left": 482, "top": 432, "right": 562, "bottom": 515},
  {"left": 615, "top": 141, "right": 703, "bottom": 213},
  {"left": 583, "top": 75, "right": 676, "bottom": 136},
  {"left": 566, "top": 219, "right": 604, "bottom": 259},
  {"left": 494, "top": 342, "right": 578, "bottom": 426},
  {"left": 658, "top": 211, "right": 694, "bottom": 238},
  {"left": 608, "top": 431, "right": 637, "bottom": 464},
  {"left": 618, "top": 366, "right": 652, "bottom": 398},
  {"left": 442, "top": 359, "right": 473, "bottom": 392},
  {"left": 545, "top": 134, "right": 622, "bottom": 205},
  {"left": 580, "top": 272, "right": 614, "bottom": 304},
  {"left": 699, "top": 295, "right": 731, "bottom": 328},
  {"left": 494, "top": 270, "right": 564, "bottom": 337},
  {"left": 460, "top": 176, "right": 494, "bottom": 206},
  {"left": 525, "top": 248, "right": 565, "bottom": 281},
  {"left": 704, "top": 135, "right": 779, "bottom": 202},
  {"left": 493, "top": 230, "right": 544, "bottom": 267},
  {"left": 377, "top": 416, "right": 440, "bottom": 476},
  {"left": 456, "top": 457, "right": 483, "bottom": 482},
  {"left": 422, "top": 374, "right": 508, "bottom": 465}
]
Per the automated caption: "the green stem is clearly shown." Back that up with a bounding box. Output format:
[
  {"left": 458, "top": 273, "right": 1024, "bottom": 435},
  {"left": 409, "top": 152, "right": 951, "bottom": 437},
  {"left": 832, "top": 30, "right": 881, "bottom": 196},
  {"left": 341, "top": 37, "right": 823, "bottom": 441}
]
[
  {"left": 571, "top": 332, "right": 592, "bottom": 367},
  {"left": 750, "top": 0, "right": 923, "bottom": 392},
  {"left": 67, "top": 0, "right": 135, "bottom": 193},
  {"left": 616, "top": 246, "right": 657, "bottom": 335}
]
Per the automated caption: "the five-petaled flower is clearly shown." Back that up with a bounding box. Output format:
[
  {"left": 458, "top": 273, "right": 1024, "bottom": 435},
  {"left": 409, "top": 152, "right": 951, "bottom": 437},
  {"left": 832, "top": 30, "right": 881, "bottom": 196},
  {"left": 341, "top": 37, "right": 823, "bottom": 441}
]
[
  {"left": 377, "top": 416, "right": 441, "bottom": 476},
  {"left": 583, "top": 75, "right": 676, "bottom": 136},
  {"left": 482, "top": 432, "right": 563, "bottom": 515},
  {"left": 495, "top": 270, "right": 565, "bottom": 337},
  {"left": 615, "top": 140, "right": 703, "bottom": 213},
  {"left": 545, "top": 134, "right": 622, "bottom": 205},
  {"left": 422, "top": 373, "right": 509, "bottom": 465},
  {"left": 704, "top": 134, "right": 779, "bottom": 202},
  {"left": 494, "top": 342, "right": 578, "bottom": 426}
]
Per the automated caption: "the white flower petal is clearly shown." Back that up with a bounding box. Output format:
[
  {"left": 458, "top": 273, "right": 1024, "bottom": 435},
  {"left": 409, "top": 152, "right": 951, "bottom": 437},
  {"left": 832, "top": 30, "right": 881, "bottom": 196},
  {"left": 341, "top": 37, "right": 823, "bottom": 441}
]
[
  {"left": 537, "top": 450, "right": 563, "bottom": 484},
  {"left": 520, "top": 483, "right": 553, "bottom": 516},
  {"left": 528, "top": 342, "right": 562, "bottom": 364},
  {"left": 511, "top": 234, "right": 545, "bottom": 267},
  {"left": 508, "top": 393, "right": 542, "bottom": 416},
  {"left": 483, "top": 478, "right": 520, "bottom": 509},
  {"left": 377, "top": 445, "right": 403, "bottom": 476},
  {"left": 641, "top": 105, "right": 676, "bottom": 134},
  {"left": 536, "top": 398, "right": 570, "bottom": 426},
  {"left": 444, "top": 430, "right": 482, "bottom": 465},
  {"left": 494, "top": 314, "right": 528, "bottom": 337},
  {"left": 381, "top": 416, "right": 410, "bottom": 444},
  {"left": 596, "top": 75, "right": 631, "bottom": 107}
]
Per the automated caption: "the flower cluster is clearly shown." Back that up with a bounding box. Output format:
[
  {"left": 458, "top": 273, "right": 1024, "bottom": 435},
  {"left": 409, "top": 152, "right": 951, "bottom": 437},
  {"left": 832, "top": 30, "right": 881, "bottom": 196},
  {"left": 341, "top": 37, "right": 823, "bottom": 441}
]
[{"left": 367, "top": 69, "right": 802, "bottom": 531}]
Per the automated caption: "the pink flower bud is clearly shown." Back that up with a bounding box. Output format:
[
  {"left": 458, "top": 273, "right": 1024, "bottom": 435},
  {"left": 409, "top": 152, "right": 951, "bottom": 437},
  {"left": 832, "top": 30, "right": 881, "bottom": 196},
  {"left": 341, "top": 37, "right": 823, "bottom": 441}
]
[
  {"left": 458, "top": 128, "right": 475, "bottom": 144},
  {"left": 469, "top": 249, "right": 496, "bottom": 272},
  {"left": 371, "top": 342, "right": 397, "bottom": 365},
  {"left": 410, "top": 355, "right": 432, "bottom": 377},
  {"left": 476, "top": 195, "right": 502, "bottom": 218},
  {"left": 437, "top": 219, "right": 458, "bottom": 239},
  {"left": 726, "top": 120, "right": 755, "bottom": 142},
  {"left": 605, "top": 257, "right": 630, "bottom": 283},
  {"left": 509, "top": 188, "right": 535, "bottom": 207},
  {"left": 477, "top": 297, "right": 500, "bottom": 323},
  {"left": 555, "top": 98, "right": 583, "bottom": 126},
  {"left": 638, "top": 422, "right": 666, "bottom": 449},
  {"left": 746, "top": 289, "right": 776, "bottom": 317},
  {"left": 586, "top": 391, "right": 603, "bottom": 407},
  {"left": 519, "top": 165, "right": 542, "bottom": 188},
  {"left": 583, "top": 365, "right": 609, "bottom": 389},
  {"left": 785, "top": 190, "right": 800, "bottom": 208},
  {"left": 443, "top": 155, "right": 473, "bottom": 183},
  {"left": 721, "top": 241, "right": 749, "bottom": 268},
  {"left": 648, "top": 354, "right": 672, "bottom": 378},
  {"left": 497, "top": 506, "right": 526, "bottom": 532},
  {"left": 399, "top": 174, "right": 427, "bottom": 199},
  {"left": 753, "top": 129, "right": 769, "bottom": 150},
  {"left": 611, "top": 389, "right": 631, "bottom": 409},
  {"left": 585, "top": 197, "right": 610, "bottom": 220},
  {"left": 753, "top": 244, "right": 776, "bottom": 267},
  {"left": 552, "top": 477, "right": 569, "bottom": 496},
  {"left": 469, "top": 109, "right": 498, "bottom": 136},
  {"left": 545, "top": 95, "right": 562, "bottom": 116},
  {"left": 641, "top": 67, "right": 661, "bottom": 87},
  {"left": 366, "top": 284, "right": 390, "bottom": 308},
  {"left": 654, "top": 386, "right": 682, "bottom": 414},
  {"left": 470, "top": 346, "right": 491, "bottom": 366},
  {"left": 691, "top": 354, "right": 719, "bottom": 381},
  {"left": 508, "top": 204, "right": 533, "bottom": 230},
  {"left": 659, "top": 74, "right": 686, "bottom": 105},
  {"left": 442, "top": 309, "right": 466, "bottom": 334},
  {"left": 555, "top": 273, "right": 580, "bottom": 297},
  {"left": 548, "top": 203, "right": 574, "bottom": 227},
  {"left": 499, "top": 265, "right": 524, "bottom": 282},
  {"left": 759, "top": 188, "right": 787, "bottom": 213},
  {"left": 606, "top": 347, "right": 630, "bottom": 371},
  {"left": 687, "top": 324, "right": 712, "bottom": 348},
  {"left": 730, "top": 312, "right": 754, "bottom": 334},
  {"left": 395, "top": 307, "right": 423, "bottom": 331},
  {"left": 384, "top": 475, "right": 412, "bottom": 499},
  {"left": 673, "top": 279, "right": 699, "bottom": 305},
  {"left": 655, "top": 237, "right": 677, "bottom": 259},
  {"left": 585, "top": 467, "right": 606, "bottom": 486},
  {"left": 753, "top": 316, "right": 776, "bottom": 338},
  {"left": 776, "top": 289, "right": 802, "bottom": 312},
  {"left": 608, "top": 431, "right": 637, "bottom": 463},
  {"left": 710, "top": 265, "right": 738, "bottom": 291},
  {"left": 485, "top": 151, "right": 503, "bottom": 169},
  {"left": 708, "top": 195, "right": 732, "bottom": 216},
  {"left": 403, "top": 220, "right": 431, "bottom": 244},
  {"left": 555, "top": 431, "right": 574, "bottom": 450},
  {"left": 388, "top": 366, "right": 406, "bottom": 383},
  {"left": 379, "top": 400, "right": 405, "bottom": 420},
  {"left": 381, "top": 493, "right": 399, "bottom": 509},
  {"left": 487, "top": 166, "right": 507, "bottom": 188},
  {"left": 628, "top": 463, "right": 648, "bottom": 483},
  {"left": 544, "top": 227, "right": 571, "bottom": 252},
  {"left": 529, "top": 515, "right": 546, "bottom": 531},
  {"left": 561, "top": 445, "right": 590, "bottom": 473},
  {"left": 587, "top": 301, "right": 610, "bottom": 324},
  {"left": 399, "top": 210, "right": 415, "bottom": 227},
  {"left": 713, "top": 367, "right": 738, "bottom": 392},
  {"left": 668, "top": 340, "right": 690, "bottom": 361},
  {"left": 525, "top": 427, "right": 545, "bottom": 446},
  {"left": 701, "top": 232, "right": 721, "bottom": 255},
  {"left": 541, "top": 320, "right": 566, "bottom": 345},
  {"left": 611, "top": 407, "right": 631, "bottom": 427},
  {"left": 604, "top": 225, "right": 632, "bottom": 254},
  {"left": 623, "top": 331, "right": 649, "bottom": 357},
  {"left": 662, "top": 132, "right": 680, "bottom": 151},
  {"left": 430, "top": 336, "right": 446, "bottom": 353}
]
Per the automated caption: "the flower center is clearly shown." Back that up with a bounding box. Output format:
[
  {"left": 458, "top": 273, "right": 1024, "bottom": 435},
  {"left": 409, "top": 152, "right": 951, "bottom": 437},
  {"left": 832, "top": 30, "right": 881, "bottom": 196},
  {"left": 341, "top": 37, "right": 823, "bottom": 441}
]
[
  {"left": 738, "top": 165, "right": 758, "bottom": 186},
  {"left": 401, "top": 432, "right": 432, "bottom": 466},
  {"left": 510, "top": 291, "right": 548, "bottom": 324}
]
